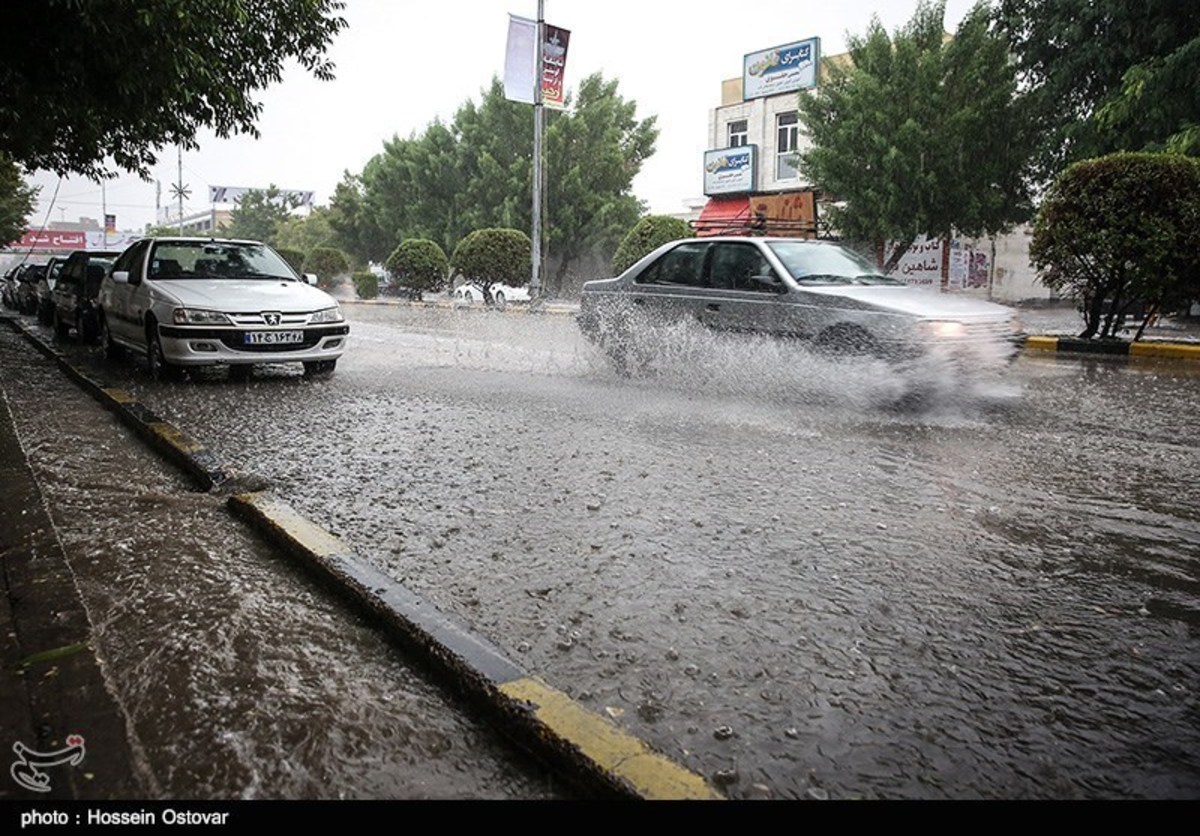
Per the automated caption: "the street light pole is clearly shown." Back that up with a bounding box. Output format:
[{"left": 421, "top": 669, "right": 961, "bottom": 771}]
[{"left": 530, "top": 0, "right": 544, "bottom": 306}]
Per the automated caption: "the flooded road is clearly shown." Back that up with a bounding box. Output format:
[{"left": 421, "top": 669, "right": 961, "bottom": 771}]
[
  {"left": 0, "top": 327, "right": 565, "bottom": 799},
  {"left": 13, "top": 304, "right": 1200, "bottom": 799}
]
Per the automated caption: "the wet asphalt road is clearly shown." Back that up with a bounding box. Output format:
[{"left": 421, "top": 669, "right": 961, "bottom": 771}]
[{"left": 10, "top": 303, "right": 1200, "bottom": 799}]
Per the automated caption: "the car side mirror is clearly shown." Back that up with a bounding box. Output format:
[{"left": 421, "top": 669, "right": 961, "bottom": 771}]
[
  {"left": 750, "top": 274, "right": 785, "bottom": 293},
  {"left": 111, "top": 270, "right": 130, "bottom": 284},
  {"left": 304, "top": 273, "right": 318, "bottom": 286}
]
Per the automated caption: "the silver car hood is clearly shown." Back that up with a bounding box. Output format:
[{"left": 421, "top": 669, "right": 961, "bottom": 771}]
[
  {"left": 152, "top": 279, "right": 337, "bottom": 312},
  {"left": 803, "top": 284, "right": 1013, "bottom": 320}
]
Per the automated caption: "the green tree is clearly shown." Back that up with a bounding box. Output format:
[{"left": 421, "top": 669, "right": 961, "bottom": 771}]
[
  {"left": 274, "top": 247, "right": 306, "bottom": 274},
  {"left": 798, "top": 1, "right": 1033, "bottom": 270},
  {"left": 995, "top": 0, "right": 1200, "bottom": 183},
  {"left": 225, "top": 186, "right": 303, "bottom": 244},
  {"left": 275, "top": 206, "right": 336, "bottom": 255},
  {"left": 327, "top": 172, "right": 391, "bottom": 264},
  {"left": 351, "top": 270, "right": 379, "bottom": 299},
  {"left": 0, "top": 154, "right": 37, "bottom": 245},
  {"left": 338, "top": 73, "right": 656, "bottom": 294},
  {"left": 611, "top": 215, "right": 693, "bottom": 274},
  {"left": 385, "top": 239, "right": 449, "bottom": 298},
  {"left": 1030, "top": 152, "right": 1200, "bottom": 340},
  {"left": 451, "top": 228, "right": 530, "bottom": 305},
  {"left": 305, "top": 246, "right": 350, "bottom": 289},
  {"left": 1, "top": 1, "right": 345, "bottom": 178}
]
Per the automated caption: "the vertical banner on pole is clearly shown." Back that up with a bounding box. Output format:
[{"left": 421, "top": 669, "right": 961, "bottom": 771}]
[
  {"left": 505, "top": 14, "right": 570, "bottom": 107},
  {"left": 541, "top": 24, "right": 570, "bottom": 109},
  {"left": 504, "top": 15, "right": 537, "bottom": 104}
]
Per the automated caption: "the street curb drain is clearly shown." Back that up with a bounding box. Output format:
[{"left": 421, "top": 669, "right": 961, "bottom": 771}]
[
  {"left": 2, "top": 314, "right": 718, "bottom": 800},
  {"left": 228, "top": 491, "right": 720, "bottom": 800}
]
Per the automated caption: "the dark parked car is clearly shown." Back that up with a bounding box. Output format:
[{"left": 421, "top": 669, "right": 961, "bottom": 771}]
[
  {"left": 35, "top": 256, "right": 66, "bottom": 324},
  {"left": 50, "top": 250, "right": 121, "bottom": 342},
  {"left": 1, "top": 265, "right": 20, "bottom": 309},
  {"left": 15, "top": 263, "right": 46, "bottom": 316}
]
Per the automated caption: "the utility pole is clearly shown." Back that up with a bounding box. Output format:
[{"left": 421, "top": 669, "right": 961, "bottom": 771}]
[
  {"left": 101, "top": 182, "right": 107, "bottom": 247},
  {"left": 530, "top": 0, "right": 544, "bottom": 307}
]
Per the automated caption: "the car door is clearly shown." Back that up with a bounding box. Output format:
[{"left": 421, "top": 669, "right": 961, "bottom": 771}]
[
  {"left": 103, "top": 240, "right": 150, "bottom": 344},
  {"left": 702, "top": 241, "right": 790, "bottom": 335},
  {"left": 629, "top": 241, "right": 712, "bottom": 327}
]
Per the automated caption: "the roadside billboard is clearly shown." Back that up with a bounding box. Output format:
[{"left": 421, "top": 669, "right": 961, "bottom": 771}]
[
  {"left": 704, "top": 145, "right": 757, "bottom": 195},
  {"left": 743, "top": 38, "right": 820, "bottom": 100}
]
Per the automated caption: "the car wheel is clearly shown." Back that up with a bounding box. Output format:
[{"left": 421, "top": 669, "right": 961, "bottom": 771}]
[
  {"left": 146, "top": 327, "right": 180, "bottom": 381},
  {"left": 303, "top": 359, "right": 337, "bottom": 376},
  {"left": 53, "top": 310, "right": 70, "bottom": 339},
  {"left": 98, "top": 313, "right": 122, "bottom": 359},
  {"left": 815, "top": 324, "right": 881, "bottom": 358},
  {"left": 76, "top": 312, "right": 98, "bottom": 344}
]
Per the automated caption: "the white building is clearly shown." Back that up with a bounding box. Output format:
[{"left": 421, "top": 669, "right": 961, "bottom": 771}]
[{"left": 699, "top": 38, "right": 1053, "bottom": 302}]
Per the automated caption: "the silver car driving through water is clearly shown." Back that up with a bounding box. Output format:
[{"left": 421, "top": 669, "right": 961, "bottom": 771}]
[{"left": 577, "top": 237, "right": 1022, "bottom": 374}]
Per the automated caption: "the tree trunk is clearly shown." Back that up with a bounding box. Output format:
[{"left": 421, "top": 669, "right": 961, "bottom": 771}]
[
  {"left": 1133, "top": 301, "right": 1159, "bottom": 342},
  {"left": 881, "top": 237, "right": 916, "bottom": 275},
  {"left": 1080, "top": 292, "right": 1103, "bottom": 339}
]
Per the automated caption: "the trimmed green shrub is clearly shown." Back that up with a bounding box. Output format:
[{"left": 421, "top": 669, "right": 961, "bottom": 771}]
[
  {"left": 1031, "top": 152, "right": 1200, "bottom": 339},
  {"left": 451, "top": 228, "right": 531, "bottom": 303},
  {"left": 275, "top": 246, "right": 305, "bottom": 273},
  {"left": 352, "top": 270, "right": 379, "bottom": 299},
  {"left": 385, "top": 239, "right": 449, "bottom": 295},
  {"left": 611, "top": 215, "right": 693, "bottom": 275},
  {"left": 305, "top": 246, "right": 350, "bottom": 289}
]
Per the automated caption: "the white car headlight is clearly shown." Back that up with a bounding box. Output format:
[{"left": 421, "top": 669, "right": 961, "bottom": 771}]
[
  {"left": 917, "top": 320, "right": 967, "bottom": 339},
  {"left": 308, "top": 306, "right": 344, "bottom": 324},
  {"left": 173, "top": 308, "right": 232, "bottom": 325}
]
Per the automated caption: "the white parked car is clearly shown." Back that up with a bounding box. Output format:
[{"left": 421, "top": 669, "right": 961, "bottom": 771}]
[
  {"left": 453, "top": 281, "right": 530, "bottom": 309},
  {"left": 97, "top": 237, "right": 348, "bottom": 379}
]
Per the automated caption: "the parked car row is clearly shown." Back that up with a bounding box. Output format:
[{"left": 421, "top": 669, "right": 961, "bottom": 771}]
[{"left": 3, "top": 237, "right": 348, "bottom": 379}]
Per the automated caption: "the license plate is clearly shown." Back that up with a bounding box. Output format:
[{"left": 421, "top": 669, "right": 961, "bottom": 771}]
[{"left": 244, "top": 330, "right": 303, "bottom": 345}]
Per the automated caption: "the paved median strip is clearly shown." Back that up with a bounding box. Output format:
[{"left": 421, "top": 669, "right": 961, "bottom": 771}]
[{"left": 228, "top": 490, "right": 720, "bottom": 800}]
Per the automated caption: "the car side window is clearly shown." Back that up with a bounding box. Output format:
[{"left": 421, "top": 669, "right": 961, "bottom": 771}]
[
  {"left": 112, "top": 242, "right": 148, "bottom": 277},
  {"left": 636, "top": 243, "right": 710, "bottom": 287},
  {"left": 709, "top": 244, "right": 779, "bottom": 292}
]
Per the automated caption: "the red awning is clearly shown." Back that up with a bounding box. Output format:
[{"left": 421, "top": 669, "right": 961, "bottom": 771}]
[{"left": 693, "top": 197, "right": 750, "bottom": 237}]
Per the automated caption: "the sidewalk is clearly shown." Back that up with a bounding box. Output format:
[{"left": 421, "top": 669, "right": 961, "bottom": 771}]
[{"left": 0, "top": 390, "right": 142, "bottom": 800}]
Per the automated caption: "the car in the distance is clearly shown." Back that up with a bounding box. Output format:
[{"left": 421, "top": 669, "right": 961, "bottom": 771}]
[
  {"left": 51, "top": 250, "right": 122, "bottom": 342},
  {"left": 453, "top": 281, "right": 530, "bottom": 310},
  {"left": 577, "top": 237, "right": 1022, "bottom": 374},
  {"left": 97, "top": 237, "right": 348, "bottom": 379},
  {"left": 14, "top": 263, "right": 46, "bottom": 316}
]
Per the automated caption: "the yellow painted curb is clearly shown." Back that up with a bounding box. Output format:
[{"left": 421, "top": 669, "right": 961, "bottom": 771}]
[
  {"left": 146, "top": 421, "right": 204, "bottom": 456},
  {"left": 234, "top": 492, "right": 349, "bottom": 559},
  {"left": 1129, "top": 342, "right": 1200, "bottom": 361},
  {"left": 499, "top": 677, "right": 720, "bottom": 800},
  {"left": 101, "top": 387, "right": 138, "bottom": 405},
  {"left": 1023, "top": 336, "right": 1059, "bottom": 352}
]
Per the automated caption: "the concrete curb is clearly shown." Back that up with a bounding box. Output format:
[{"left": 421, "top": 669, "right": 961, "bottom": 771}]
[
  {"left": 1, "top": 316, "right": 261, "bottom": 493},
  {"left": 1022, "top": 334, "right": 1200, "bottom": 361},
  {"left": 227, "top": 491, "right": 720, "bottom": 801}
]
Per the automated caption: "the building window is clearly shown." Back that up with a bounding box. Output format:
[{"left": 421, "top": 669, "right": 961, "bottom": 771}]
[
  {"left": 776, "top": 111, "right": 799, "bottom": 180},
  {"left": 727, "top": 119, "right": 748, "bottom": 148}
]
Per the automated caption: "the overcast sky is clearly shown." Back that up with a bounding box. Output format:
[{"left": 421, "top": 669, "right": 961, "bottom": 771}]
[{"left": 28, "top": 0, "right": 978, "bottom": 232}]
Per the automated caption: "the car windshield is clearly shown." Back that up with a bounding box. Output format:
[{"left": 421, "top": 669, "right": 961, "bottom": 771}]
[
  {"left": 147, "top": 241, "right": 298, "bottom": 281},
  {"left": 766, "top": 241, "right": 905, "bottom": 286}
]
